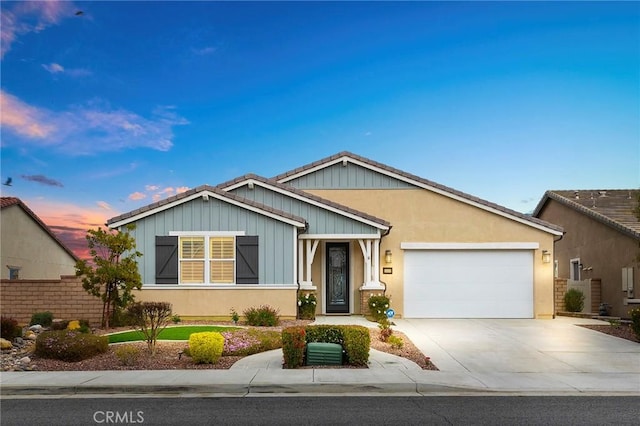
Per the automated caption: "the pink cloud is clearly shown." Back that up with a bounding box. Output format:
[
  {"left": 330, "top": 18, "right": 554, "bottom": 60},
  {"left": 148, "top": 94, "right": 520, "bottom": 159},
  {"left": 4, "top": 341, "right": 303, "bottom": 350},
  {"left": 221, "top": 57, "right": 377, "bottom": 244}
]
[
  {"left": 42, "top": 62, "right": 91, "bottom": 77},
  {"left": 1, "top": 1, "right": 76, "bottom": 59},
  {"left": 128, "top": 192, "right": 146, "bottom": 201},
  {"left": 1, "top": 90, "right": 188, "bottom": 154},
  {"left": 145, "top": 185, "right": 159, "bottom": 191},
  {"left": 176, "top": 186, "right": 190, "bottom": 194},
  {"left": 96, "top": 201, "right": 112, "bottom": 210}
]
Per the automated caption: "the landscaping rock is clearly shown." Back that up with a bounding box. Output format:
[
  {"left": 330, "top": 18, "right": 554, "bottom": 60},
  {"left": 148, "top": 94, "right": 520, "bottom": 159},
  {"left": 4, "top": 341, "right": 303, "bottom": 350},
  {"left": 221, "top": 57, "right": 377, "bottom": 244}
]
[
  {"left": 29, "top": 324, "right": 43, "bottom": 333},
  {"left": 23, "top": 331, "right": 36, "bottom": 341},
  {"left": 1, "top": 338, "right": 13, "bottom": 350}
]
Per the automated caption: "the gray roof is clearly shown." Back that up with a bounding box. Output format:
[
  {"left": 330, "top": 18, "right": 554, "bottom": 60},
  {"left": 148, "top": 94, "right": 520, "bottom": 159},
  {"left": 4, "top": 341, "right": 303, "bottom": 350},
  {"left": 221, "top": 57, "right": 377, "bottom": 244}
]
[
  {"left": 106, "top": 185, "right": 307, "bottom": 228},
  {"left": 274, "top": 151, "right": 564, "bottom": 235},
  {"left": 217, "top": 173, "right": 391, "bottom": 229},
  {"left": 533, "top": 189, "right": 640, "bottom": 240}
]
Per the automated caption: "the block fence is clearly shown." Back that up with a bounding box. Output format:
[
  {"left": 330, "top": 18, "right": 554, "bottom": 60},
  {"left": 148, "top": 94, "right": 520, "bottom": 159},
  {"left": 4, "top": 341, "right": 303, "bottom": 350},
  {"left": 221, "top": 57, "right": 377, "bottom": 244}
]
[
  {"left": 0, "top": 275, "right": 103, "bottom": 325},
  {"left": 554, "top": 277, "right": 601, "bottom": 315}
]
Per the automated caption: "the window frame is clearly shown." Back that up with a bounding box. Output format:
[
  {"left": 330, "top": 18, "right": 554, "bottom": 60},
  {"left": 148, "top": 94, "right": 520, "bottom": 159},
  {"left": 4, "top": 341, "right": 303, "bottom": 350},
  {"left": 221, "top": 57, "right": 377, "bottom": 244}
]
[
  {"left": 171, "top": 231, "right": 245, "bottom": 284},
  {"left": 570, "top": 258, "right": 581, "bottom": 281}
]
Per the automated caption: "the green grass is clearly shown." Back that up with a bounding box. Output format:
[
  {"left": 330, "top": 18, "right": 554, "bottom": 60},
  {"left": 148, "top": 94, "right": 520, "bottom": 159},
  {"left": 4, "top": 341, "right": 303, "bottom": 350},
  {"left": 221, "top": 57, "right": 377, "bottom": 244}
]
[{"left": 108, "top": 325, "right": 238, "bottom": 344}]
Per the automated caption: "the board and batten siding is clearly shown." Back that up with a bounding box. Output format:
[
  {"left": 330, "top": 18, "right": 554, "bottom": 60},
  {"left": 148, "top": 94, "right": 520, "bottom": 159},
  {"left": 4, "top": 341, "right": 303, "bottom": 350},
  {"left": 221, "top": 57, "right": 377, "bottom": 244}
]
[
  {"left": 284, "top": 162, "right": 416, "bottom": 189},
  {"left": 124, "top": 197, "right": 296, "bottom": 285},
  {"left": 231, "top": 185, "right": 380, "bottom": 235}
]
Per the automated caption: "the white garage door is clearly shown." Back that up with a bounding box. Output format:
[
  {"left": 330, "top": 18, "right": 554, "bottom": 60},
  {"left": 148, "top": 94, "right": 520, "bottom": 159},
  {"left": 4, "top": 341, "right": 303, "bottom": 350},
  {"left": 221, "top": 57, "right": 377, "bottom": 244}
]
[{"left": 404, "top": 250, "right": 534, "bottom": 318}]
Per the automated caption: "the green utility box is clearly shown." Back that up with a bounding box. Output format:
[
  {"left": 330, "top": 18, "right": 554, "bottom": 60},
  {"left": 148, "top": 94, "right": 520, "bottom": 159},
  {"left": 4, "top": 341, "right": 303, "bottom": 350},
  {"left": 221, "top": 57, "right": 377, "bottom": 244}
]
[{"left": 306, "top": 342, "right": 343, "bottom": 366}]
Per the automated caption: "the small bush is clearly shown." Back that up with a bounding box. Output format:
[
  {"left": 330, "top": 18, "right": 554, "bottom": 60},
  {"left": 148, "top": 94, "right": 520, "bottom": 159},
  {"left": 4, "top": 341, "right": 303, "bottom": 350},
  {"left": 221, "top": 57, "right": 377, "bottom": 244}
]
[
  {"left": 282, "top": 327, "right": 306, "bottom": 368},
  {"left": 230, "top": 308, "right": 240, "bottom": 324},
  {"left": 67, "top": 320, "right": 81, "bottom": 331},
  {"left": 304, "top": 325, "right": 343, "bottom": 345},
  {"left": 222, "top": 329, "right": 281, "bottom": 356},
  {"left": 171, "top": 314, "right": 181, "bottom": 324},
  {"left": 127, "top": 301, "right": 173, "bottom": 355},
  {"left": 631, "top": 308, "right": 640, "bottom": 340},
  {"left": 378, "top": 317, "right": 393, "bottom": 342},
  {"left": 1, "top": 315, "right": 21, "bottom": 340},
  {"left": 368, "top": 294, "right": 391, "bottom": 322},
  {"left": 564, "top": 289, "right": 585, "bottom": 312},
  {"left": 30, "top": 311, "right": 53, "bottom": 327},
  {"left": 341, "top": 325, "right": 370, "bottom": 366},
  {"left": 115, "top": 345, "right": 141, "bottom": 366},
  {"left": 243, "top": 305, "right": 280, "bottom": 327},
  {"left": 297, "top": 292, "right": 317, "bottom": 320},
  {"left": 35, "top": 330, "right": 108, "bottom": 362},
  {"left": 388, "top": 335, "right": 404, "bottom": 349},
  {"left": 188, "top": 332, "right": 224, "bottom": 364},
  {"left": 52, "top": 320, "right": 70, "bottom": 331}
]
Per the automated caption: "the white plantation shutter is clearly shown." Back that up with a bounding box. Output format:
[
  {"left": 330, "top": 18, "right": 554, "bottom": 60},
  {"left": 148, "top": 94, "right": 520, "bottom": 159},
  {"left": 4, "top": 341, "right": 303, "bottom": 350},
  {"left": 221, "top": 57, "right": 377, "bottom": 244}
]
[
  {"left": 179, "top": 237, "right": 205, "bottom": 283},
  {"left": 210, "top": 237, "right": 235, "bottom": 283}
]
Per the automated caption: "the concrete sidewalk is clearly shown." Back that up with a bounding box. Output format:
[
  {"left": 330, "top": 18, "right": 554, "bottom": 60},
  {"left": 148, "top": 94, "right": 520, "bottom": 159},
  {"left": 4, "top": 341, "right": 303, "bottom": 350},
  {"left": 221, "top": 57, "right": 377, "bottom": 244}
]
[{"left": 1, "top": 317, "right": 639, "bottom": 396}]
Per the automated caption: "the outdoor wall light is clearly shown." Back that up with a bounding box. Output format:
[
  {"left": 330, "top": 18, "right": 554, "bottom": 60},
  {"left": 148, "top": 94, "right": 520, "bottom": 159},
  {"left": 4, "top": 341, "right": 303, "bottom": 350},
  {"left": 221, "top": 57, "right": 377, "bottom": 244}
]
[
  {"left": 385, "top": 250, "right": 393, "bottom": 264},
  {"left": 542, "top": 250, "right": 551, "bottom": 264}
]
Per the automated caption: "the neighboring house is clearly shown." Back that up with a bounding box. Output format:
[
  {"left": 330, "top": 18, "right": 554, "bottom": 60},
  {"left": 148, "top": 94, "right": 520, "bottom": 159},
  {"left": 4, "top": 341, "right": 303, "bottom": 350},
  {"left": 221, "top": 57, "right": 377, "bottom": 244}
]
[
  {"left": 533, "top": 190, "right": 640, "bottom": 318},
  {"left": 107, "top": 152, "right": 563, "bottom": 319},
  {"left": 0, "top": 197, "right": 78, "bottom": 280}
]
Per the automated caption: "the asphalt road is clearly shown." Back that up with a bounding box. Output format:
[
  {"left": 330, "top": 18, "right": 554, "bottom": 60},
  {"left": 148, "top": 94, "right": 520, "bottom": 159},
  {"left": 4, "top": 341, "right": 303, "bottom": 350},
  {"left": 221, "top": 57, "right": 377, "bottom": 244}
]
[{"left": 1, "top": 396, "right": 638, "bottom": 425}]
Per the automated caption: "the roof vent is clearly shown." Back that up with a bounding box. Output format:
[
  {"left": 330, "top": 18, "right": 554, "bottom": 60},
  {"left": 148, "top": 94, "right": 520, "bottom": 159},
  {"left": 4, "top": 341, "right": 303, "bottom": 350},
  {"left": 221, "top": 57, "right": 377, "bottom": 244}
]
[
  {"left": 574, "top": 191, "right": 579, "bottom": 199},
  {"left": 598, "top": 191, "right": 607, "bottom": 197}
]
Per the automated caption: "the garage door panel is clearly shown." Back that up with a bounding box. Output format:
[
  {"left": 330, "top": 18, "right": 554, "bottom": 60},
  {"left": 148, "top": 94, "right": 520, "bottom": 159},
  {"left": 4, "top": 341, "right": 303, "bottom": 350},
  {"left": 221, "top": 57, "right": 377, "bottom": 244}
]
[{"left": 404, "top": 250, "right": 533, "bottom": 318}]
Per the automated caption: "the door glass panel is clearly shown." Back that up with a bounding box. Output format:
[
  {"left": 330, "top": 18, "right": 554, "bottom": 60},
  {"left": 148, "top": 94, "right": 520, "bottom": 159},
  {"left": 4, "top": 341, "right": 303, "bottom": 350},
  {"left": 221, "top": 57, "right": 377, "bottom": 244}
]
[{"left": 328, "top": 246, "right": 347, "bottom": 306}]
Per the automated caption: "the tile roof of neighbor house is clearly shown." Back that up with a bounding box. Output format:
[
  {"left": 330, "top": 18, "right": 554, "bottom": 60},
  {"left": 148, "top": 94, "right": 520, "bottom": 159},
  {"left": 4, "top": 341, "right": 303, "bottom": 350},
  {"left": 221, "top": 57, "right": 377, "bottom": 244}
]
[
  {"left": 273, "top": 151, "right": 564, "bottom": 235},
  {"left": 217, "top": 173, "right": 391, "bottom": 229},
  {"left": 0, "top": 197, "right": 79, "bottom": 261},
  {"left": 533, "top": 189, "right": 640, "bottom": 240},
  {"left": 106, "top": 185, "right": 308, "bottom": 228}
]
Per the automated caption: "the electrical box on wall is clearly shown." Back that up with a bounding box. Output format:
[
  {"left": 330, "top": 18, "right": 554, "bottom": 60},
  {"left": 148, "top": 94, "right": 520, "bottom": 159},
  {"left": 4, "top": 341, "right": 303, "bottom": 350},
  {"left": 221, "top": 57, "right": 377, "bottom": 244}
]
[{"left": 622, "top": 267, "right": 634, "bottom": 297}]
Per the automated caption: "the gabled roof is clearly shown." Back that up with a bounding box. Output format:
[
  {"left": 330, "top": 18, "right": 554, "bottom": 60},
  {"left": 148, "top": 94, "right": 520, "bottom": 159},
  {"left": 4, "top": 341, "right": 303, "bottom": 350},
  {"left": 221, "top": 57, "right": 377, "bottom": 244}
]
[
  {"left": 106, "top": 185, "right": 307, "bottom": 229},
  {"left": 1, "top": 197, "right": 79, "bottom": 261},
  {"left": 533, "top": 189, "right": 640, "bottom": 240},
  {"left": 274, "top": 151, "right": 564, "bottom": 236},
  {"left": 218, "top": 173, "right": 391, "bottom": 231}
]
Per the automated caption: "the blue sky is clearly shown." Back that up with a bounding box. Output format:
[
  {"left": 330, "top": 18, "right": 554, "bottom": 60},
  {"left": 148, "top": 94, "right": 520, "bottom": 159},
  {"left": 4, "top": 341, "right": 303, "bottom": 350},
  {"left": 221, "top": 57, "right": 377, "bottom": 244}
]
[{"left": 1, "top": 1, "right": 638, "bottom": 256}]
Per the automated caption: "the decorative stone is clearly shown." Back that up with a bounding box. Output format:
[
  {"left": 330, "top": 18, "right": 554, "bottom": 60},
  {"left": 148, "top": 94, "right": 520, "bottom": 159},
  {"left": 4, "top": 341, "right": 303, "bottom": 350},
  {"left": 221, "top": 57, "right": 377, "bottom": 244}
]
[
  {"left": 29, "top": 324, "right": 43, "bottom": 332},
  {"left": 19, "top": 356, "right": 31, "bottom": 365},
  {"left": 0, "top": 338, "right": 12, "bottom": 350},
  {"left": 23, "top": 331, "right": 37, "bottom": 341}
]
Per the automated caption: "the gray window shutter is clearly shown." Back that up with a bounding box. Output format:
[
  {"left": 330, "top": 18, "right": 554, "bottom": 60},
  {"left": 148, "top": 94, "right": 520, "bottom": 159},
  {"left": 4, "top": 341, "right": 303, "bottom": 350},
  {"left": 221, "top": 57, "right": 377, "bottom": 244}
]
[
  {"left": 156, "top": 236, "right": 178, "bottom": 284},
  {"left": 236, "top": 235, "right": 259, "bottom": 284}
]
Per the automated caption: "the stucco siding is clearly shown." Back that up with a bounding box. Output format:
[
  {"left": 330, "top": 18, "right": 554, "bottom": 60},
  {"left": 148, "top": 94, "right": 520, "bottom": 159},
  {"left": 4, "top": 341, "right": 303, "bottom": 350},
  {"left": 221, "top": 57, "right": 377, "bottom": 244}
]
[
  {"left": 230, "top": 185, "right": 381, "bottom": 235},
  {"left": 537, "top": 200, "right": 639, "bottom": 318},
  {"left": 285, "top": 162, "right": 417, "bottom": 189},
  {"left": 307, "top": 188, "right": 556, "bottom": 318},
  {"left": 0, "top": 205, "right": 77, "bottom": 279},
  {"left": 124, "top": 197, "right": 296, "bottom": 285}
]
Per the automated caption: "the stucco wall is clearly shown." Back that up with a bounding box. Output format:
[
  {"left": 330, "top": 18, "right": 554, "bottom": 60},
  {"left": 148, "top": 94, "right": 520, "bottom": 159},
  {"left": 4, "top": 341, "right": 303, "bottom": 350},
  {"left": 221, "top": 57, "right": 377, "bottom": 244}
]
[
  {"left": 1, "top": 205, "right": 77, "bottom": 280},
  {"left": 538, "top": 200, "right": 639, "bottom": 318},
  {"left": 308, "top": 188, "right": 557, "bottom": 318}
]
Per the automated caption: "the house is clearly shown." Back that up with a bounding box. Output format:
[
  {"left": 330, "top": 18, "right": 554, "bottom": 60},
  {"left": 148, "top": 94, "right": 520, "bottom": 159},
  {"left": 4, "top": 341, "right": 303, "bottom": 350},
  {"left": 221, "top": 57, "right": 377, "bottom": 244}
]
[
  {"left": 0, "top": 197, "right": 78, "bottom": 280},
  {"left": 107, "top": 152, "right": 563, "bottom": 319},
  {"left": 533, "top": 190, "right": 640, "bottom": 318}
]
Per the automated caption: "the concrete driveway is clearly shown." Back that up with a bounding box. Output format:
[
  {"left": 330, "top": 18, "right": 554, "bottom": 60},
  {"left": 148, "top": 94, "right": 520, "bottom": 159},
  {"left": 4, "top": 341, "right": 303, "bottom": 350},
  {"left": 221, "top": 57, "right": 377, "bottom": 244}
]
[{"left": 393, "top": 317, "right": 640, "bottom": 375}]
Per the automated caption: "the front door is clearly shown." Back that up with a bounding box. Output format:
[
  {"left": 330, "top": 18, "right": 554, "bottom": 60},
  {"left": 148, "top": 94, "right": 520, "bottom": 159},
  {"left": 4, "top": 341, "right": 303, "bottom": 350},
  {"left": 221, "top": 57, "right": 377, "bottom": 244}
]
[{"left": 326, "top": 242, "right": 349, "bottom": 314}]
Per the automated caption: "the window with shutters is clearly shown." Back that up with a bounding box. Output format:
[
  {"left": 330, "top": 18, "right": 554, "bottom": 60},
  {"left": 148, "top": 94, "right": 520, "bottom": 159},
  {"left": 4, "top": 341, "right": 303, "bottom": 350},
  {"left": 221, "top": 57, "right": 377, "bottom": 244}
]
[
  {"left": 179, "top": 237, "right": 205, "bottom": 283},
  {"left": 210, "top": 237, "right": 235, "bottom": 283}
]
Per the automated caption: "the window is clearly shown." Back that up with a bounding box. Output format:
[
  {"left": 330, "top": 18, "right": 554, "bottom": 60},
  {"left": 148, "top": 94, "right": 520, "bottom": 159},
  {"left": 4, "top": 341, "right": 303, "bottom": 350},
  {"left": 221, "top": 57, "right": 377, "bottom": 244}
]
[
  {"left": 179, "top": 236, "right": 235, "bottom": 284},
  {"left": 7, "top": 266, "right": 20, "bottom": 280},
  {"left": 570, "top": 258, "right": 581, "bottom": 281}
]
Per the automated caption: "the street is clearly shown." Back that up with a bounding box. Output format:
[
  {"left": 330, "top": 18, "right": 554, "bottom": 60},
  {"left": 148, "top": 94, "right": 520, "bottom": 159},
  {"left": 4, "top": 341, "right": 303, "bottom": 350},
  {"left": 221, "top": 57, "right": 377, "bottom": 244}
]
[{"left": 1, "top": 396, "right": 638, "bottom": 425}]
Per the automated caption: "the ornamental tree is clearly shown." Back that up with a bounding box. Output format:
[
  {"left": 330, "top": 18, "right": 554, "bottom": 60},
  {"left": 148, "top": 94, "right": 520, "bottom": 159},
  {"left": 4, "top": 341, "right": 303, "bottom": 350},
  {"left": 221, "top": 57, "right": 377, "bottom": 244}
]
[{"left": 75, "top": 225, "right": 142, "bottom": 328}]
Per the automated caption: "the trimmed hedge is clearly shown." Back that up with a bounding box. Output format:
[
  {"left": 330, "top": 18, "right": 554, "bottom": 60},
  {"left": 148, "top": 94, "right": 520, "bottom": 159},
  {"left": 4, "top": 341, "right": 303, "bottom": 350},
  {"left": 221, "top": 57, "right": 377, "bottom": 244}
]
[
  {"left": 188, "top": 331, "right": 224, "bottom": 364},
  {"left": 282, "top": 325, "right": 370, "bottom": 368},
  {"left": 35, "top": 330, "right": 108, "bottom": 362}
]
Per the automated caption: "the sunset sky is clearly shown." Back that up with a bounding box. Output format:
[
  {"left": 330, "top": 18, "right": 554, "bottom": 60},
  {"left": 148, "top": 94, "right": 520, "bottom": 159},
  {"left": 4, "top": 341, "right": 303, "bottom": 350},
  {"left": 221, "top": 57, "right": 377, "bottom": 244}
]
[{"left": 1, "top": 1, "right": 638, "bottom": 258}]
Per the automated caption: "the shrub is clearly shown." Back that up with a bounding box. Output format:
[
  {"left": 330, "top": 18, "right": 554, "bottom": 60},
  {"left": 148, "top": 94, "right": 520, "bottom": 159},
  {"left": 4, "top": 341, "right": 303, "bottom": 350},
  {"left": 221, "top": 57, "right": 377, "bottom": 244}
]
[
  {"left": 378, "top": 317, "right": 393, "bottom": 342},
  {"left": 127, "top": 301, "right": 173, "bottom": 355},
  {"left": 243, "top": 305, "right": 280, "bottom": 326},
  {"left": 368, "top": 294, "right": 391, "bottom": 322},
  {"left": 230, "top": 308, "right": 240, "bottom": 324},
  {"left": 115, "top": 345, "right": 141, "bottom": 366},
  {"left": 631, "top": 308, "right": 640, "bottom": 340},
  {"left": 35, "top": 330, "right": 108, "bottom": 362},
  {"left": 341, "top": 325, "right": 370, "bottom": 366},
  {"left": 388, "top": 335, "right": 404, "bottom": 349},
  {"left": 52, "top": 320, "right": 70, "bottom": 331},
  {"left": 222, "top": 329, "right": 281, "bottom": 356},
  {"left": 30, "top": 311, "right": 53, "bottom": 327},
  {"left": 297, "top": 292, "right": 317, "bottom": 320},
  {"left": 564, "top": 289, "right": 585, "bottom": 312},
  {"left": 282, "top": 326, "right": 306, "bottom": 368},
  {"left": 188, "top": 331, "right": 224, "bottom": 364},
  {"left": 171, "top": 314, "right": 181, "bottom": 324},
  {"left": 67, "top": 320, "right": 81, "bottom": 331},
  {"left": 1, "top": 315, "right": 21, "bottom": 340},
  {"left": 305, "top": 325, "right": 344, "bottom": 345}
]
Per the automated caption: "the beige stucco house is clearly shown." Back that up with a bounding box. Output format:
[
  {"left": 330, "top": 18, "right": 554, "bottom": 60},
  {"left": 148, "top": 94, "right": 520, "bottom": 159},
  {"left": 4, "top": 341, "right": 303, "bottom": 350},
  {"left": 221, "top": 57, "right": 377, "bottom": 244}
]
[
  {"left": 534, "top": 190, "right": 640, "bottom": 318},
  {"left": 1, "top": 197, "right": 78, "bottom": 280},
  {"left": 107, "top": 152, "right": 563, "bottom": 319}
]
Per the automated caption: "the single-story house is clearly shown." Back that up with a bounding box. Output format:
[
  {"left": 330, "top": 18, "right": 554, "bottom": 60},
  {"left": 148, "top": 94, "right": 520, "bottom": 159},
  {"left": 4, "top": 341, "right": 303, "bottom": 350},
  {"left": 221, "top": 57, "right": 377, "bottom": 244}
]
[
  {"left": 533, "top": 189, "right": 640, "bottom": 318},
  {"left": 107, "top": 152, "right": 563, "bottom": 319},
  {"left": 1, "top": 197, "right": 79, "bottom": 280}
]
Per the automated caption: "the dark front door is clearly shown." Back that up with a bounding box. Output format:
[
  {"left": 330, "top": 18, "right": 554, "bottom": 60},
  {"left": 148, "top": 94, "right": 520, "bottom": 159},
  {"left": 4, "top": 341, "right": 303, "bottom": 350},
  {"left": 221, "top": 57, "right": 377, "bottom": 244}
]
[{"left": 326, "top": 242, "right": 349, "bottom": 314}]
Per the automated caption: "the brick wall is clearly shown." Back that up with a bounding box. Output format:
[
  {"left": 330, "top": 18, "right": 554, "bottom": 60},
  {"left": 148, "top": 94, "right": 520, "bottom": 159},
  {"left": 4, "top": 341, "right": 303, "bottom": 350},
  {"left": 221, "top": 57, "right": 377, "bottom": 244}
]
[
  {"left": 590, "top": 278, "right": 602, "bottom": 313},
  {"left": 0, "top": 275, "right": 103, "bottom": 325},
  {"left": 554, "top": 278, "right": 567, "bottom": 313}
]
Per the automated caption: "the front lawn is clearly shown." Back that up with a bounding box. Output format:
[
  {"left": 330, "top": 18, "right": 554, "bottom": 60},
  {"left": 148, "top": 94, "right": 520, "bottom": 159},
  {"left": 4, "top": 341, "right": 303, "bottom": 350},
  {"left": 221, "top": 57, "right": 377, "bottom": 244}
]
[{"left": 107, "top": 325, "right": 238, "bottom": 344}]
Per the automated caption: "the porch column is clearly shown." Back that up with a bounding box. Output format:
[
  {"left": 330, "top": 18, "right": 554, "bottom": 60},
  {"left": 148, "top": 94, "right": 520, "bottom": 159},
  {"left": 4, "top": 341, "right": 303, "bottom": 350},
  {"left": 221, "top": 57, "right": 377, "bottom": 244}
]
[
  {"left": 300, "top": 239, "right": 318, "bottom": 290},
  {"left": 358, "top": 238, "right": 384, "bottom": 290},
  {"left": 298, "top": 240, "right": 304, "bottom": 284}
]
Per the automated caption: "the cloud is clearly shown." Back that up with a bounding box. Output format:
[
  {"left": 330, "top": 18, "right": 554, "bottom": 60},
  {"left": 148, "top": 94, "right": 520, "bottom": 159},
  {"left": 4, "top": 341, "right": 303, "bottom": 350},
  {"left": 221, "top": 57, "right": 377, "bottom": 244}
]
[
  {"left": 0, "top": 90, "right": 188, "bottom": 154},
  {"left": 128, "top": 192, "right": 146, "bottom": 201},
  {"left": 1, "top": 1, "right": 76, "bottom": 59},
  {"left": 145, "top": 185, "right": 159, "bottom": 191},
  {"left": 176, "top": 186, "right": 189, "bottom": 194},
  {"left": 96, "top": 201, "right": 112, "bottom": 210},
  {"left": 21, "top": 174, "right": 64, "bottom": 187},
  {"left": 192, "top": 46, "right": 217, "bottom": 56},
  {"left": 42, "top": 62, "right": 92, "bottom": 77}
]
